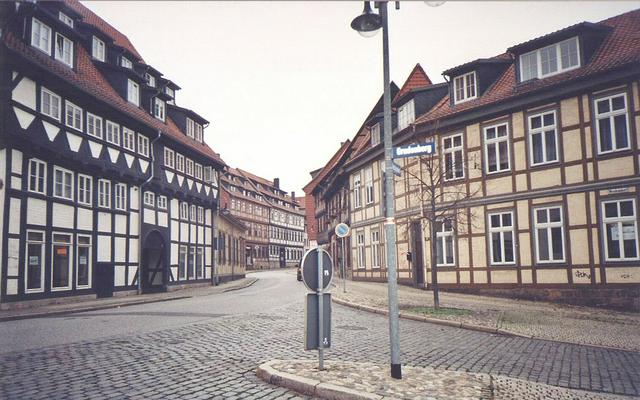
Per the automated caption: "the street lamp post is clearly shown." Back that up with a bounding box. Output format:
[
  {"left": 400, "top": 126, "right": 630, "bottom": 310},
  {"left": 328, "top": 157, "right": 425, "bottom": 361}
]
[{"left": 351, "top": 0, "right": 401, "bottom": 380}]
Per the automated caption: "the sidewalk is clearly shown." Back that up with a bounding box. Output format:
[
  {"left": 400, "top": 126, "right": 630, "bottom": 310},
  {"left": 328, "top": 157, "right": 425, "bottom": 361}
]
[
  {"left": 331, "top": 278, "right": 640, "bottom": 352},
  {"left": 257, "top": 360, "right": 633, "bottom": 400},
  {"left": 0, "top": 276, "right": 257, "bottom": 322}
]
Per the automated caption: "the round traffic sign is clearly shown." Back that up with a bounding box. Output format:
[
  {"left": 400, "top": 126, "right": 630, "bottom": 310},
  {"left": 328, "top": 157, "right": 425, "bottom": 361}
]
[
  {"left": 301, "top": 248, "right": 333, "bottom": 292},
  {"left": 335, "top": 223, "right": 350, "bottom": 238}
]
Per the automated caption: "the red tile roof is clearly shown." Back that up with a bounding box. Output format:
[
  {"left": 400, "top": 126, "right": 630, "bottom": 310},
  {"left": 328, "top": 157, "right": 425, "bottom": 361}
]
[
  {"left": 3, "top": 1, "right": 225, "bottom": 167},
  {"left": 303, "top": 139, "right": 351, "bottom": 194},
  {"left": 414, "top": 9, "right": 640, "bottom": 126},
  {"left": 393, "top": 63, "right": 432, "bottom": 104}
]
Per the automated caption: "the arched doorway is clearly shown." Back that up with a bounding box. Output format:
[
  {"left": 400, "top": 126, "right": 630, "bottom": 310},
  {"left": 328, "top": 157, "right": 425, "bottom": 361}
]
[{"left": 141, "top": 230, "right": 167, "bottom": 293}]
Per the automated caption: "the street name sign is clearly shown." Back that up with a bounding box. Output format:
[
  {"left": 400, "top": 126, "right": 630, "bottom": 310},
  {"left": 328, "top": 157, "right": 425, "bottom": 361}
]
[
  {"left": 335, "top": 223, "right": 350, "bottom": 238},
  {"left": 304, "top": 293, "right": 331, "bottom": 350},
  {"left": 393, "top": 142, "right": 435, "bottom": 159},
  {"left": 301, "top": 248, "right": 333, "bottom": 292},
  {"left": 381, "top": 161, "right": 403, "bottom": 177}
]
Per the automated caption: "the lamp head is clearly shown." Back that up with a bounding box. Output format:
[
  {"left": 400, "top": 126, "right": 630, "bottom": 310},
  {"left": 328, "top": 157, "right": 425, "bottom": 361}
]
[{"left": 350, "top": 1, "right": 382, "bottom": 38}]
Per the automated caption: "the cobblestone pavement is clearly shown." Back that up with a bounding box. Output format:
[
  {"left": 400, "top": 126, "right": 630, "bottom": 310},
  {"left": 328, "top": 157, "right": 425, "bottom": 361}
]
[
  {"left": 1, "top": 274, "right": 639, "bottom": 399},
  {"left": 333, "top": 278, "right": 640, "bottom": 351}
]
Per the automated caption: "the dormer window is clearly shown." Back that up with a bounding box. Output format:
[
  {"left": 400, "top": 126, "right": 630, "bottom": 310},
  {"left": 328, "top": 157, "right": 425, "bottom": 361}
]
[
  {"left": 121, "top": 56, "right": 132, "bottom": 69},
  {"left": 31, "top": 18, "right": 51, "bottom": 55},
  {"left": 127, "top": 79, "right": 139, "bottom": 106},
  {"left": 397, "top": 99, "right": 415, "bottom": 131},
  {"left": 370, "top": 122, "right": 381, "bottom": 146},
  {"left": 453, "top": 71, "right": 476, "bottom": 104},
  {"left": 58, "top": 12, "right": 73, "bottom": 28},
  {"left": 519, "top": 37, "right": 580, "bottom": 82},
  {"left": 92, "top": 36, "right": 105, "bottom": 61},
  {"left": 144, "top": 73, "right": 155, "bottom": 87},
  {"left": 54, "top": 33, "right": 73, "bottom": 67},
  {"left": 153, "top": 98, "right": 165, "bottom": 121},
  {"left": 187, "top": 118, "right": 203, "bottom": 142}
]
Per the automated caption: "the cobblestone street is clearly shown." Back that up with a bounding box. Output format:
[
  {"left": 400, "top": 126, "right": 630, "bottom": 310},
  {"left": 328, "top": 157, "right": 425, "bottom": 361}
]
[{"left": 1, "top": 271, "right": 639, "bottom": 399}]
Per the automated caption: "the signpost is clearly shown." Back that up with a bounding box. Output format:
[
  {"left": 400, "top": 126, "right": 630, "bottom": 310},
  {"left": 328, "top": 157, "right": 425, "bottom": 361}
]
[
  {"left": 393, "top": 141, "right": 435, "bottom": 159},
  {"left": 334, "top": 223, "right": 350, "bottom": 293},
  {"left": 301, "top": 248, "right": 333, "bottom": 370}
]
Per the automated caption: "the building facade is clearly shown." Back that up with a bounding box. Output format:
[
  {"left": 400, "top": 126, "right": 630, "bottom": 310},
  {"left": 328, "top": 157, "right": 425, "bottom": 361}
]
[
  {"left": 0, "top": 0, "right": 229, "bottom": 307},
  {"left": 216, "top": 210, "right": 247, "bottom": 283},
  {"left": 309, "top": 10, "right": 640, "bottom": 309}
]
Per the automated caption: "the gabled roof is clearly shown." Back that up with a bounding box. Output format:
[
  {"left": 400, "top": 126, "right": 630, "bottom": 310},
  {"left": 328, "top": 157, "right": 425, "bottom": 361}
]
[
  {"left": 303, "top": 139, "right": 351, "bottom": 194},
  {"left": 415, "top": 9, "right": 640, "bottom": 127},
  {"left": 393, "top": 63, "right": 432, "bottom": 104},
  {"left": 507, "top": 21, "right": 611, "bottom": 55},
  {"left": 4, "top": 0, "right": 225, "bottom": 167}
]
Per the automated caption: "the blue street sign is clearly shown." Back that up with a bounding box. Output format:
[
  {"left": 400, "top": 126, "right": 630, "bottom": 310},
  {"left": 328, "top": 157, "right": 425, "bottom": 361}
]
[{"left": 393, "top": 142, "right": 435, "bottom": 159}]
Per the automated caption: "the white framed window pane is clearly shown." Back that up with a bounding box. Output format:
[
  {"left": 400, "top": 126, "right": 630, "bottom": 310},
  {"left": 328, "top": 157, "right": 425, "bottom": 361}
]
[
  {"left": 31, "top": 18, "right": 51, "bottom": 54},
  {"left": 54, "top": 33, "right": 73, "bottom": 67},
  {"left": 92, "top": 36, "right": 105, "bottom": 61},
  {"left": 26, "top": 230, "right": 45, "bottom": 291},
  {"left": 87, "top": 113, "right": 103, "bottom": 139}
]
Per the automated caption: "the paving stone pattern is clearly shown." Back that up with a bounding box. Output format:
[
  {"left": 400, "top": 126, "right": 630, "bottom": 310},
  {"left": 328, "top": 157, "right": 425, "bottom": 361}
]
[{"left": 1, "top": 302, "right": 639, "bottom": 399}]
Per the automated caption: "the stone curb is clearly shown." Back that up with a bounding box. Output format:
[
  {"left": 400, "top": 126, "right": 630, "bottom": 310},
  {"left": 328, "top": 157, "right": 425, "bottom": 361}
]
[
  {"left": 332, "top": 297, "right": 640, "bottom": 353},
  {"left": 0, "top": 277, "right": 259, "bottom": 323},
  {"left": 256, "top": 360, "right": 383, "bottom": 400}
]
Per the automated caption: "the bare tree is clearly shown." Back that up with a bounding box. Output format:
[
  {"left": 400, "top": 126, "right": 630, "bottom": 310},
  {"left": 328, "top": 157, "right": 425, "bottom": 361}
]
[{"left": 402, "top": 132, "right": 481, "bottom": 309}]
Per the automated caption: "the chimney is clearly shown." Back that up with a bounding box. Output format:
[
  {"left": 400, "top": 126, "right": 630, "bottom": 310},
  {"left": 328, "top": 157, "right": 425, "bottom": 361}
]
[
  {"left": 291, "top": 191, "right": 296, "bottom": 201},
  {"left": 273, "top": 178, "right": 280, "bottom": 189}
]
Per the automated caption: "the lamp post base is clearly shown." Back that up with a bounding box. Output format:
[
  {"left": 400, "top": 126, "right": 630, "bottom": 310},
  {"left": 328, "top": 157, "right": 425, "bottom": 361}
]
[{"left": 391, "top": 363, "right": 402, "bottom": 379}]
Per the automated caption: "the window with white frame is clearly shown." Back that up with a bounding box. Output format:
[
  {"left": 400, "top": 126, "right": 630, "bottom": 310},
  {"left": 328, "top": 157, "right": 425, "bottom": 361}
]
[
  {"left": 195, "top": 163, "right": 203, "bottom": 180},
  {"left": 115, "top": 183, "right": 127, "bottom": 210},
  {"left": 144, "top": 73, "right": 156, "bottom": 87},
  {"left": 143, "top": 191, "right": 155, "bottom": 207},
  {"left": 122, "top": 127, "right": 135, "bottom": 151},
  {"left": 397, "top": 99, "right": 415, "bottom": 131},
  {"left": 98, "top": 179, "right": 111, "bottom": 208},
  {"left": 157, "top": 195, "right": 167, "bottom": 210},
  {"left": 436, "top": 218, "right": 455, "bottom": 266},
  {"left": 164, "top": 148, "right": 174, "bottom": 169},
  {"left": 534, "top": 206, "right": 565, "bottom": 263},
  {"left": 41, "top": 87, "right": 61, "bottom": 120},
  {"left": 121, "top": 56, "right": 132, "bottom": 69},
  {"left": 28, "top": 159, "right": 46, "bottom": 194},
  {"left": 77, "top": 174, "right": 92, "bottom": 206},
  {"left": 127, "top": 79, "right": 140, "bottom": 106},
  {"left": 54, "top": 33, "right": 73, "bottom": 67},
  {"left": 154, "top": 98, "right": 165, "bottom": 121},
  {"left": 204, "top": 166, "right": 212, "bottom": 183},
  {"left": 197, "top": 206, "right": 204, "bottom": 223},
  {"left": 364, "top": 167, "right": 374, "bottom": 204},
  {"left": 370, "top": 123, "right": 381, "bottom": 147},
  {"left": 595, "top": 93, "right": 630, "bottom": 154},
  {"left": 165, "top": 86, "right": 175, "bottom": 99},
  {"left": 51, "top": 233, "right": 72, "bottom": 289},
  {"left": 187, "top": 118, "right": 195, "bottom": 138},
  {"left": 31, "top": 18, "right": 51, "bottom": 55},
  {"left": 58, "top": 12, "right": 73, "bottom": 27},
  {"left": 186, "top": 159, "right": 194, "bottom": 176},
  {"left": 176, "top": 153, "right": 185, "bottom": 173},
  {"left": 529, "top": 110, "right": 558, "bottom": 165},
  {"left": 519, "top": 37, "right": 580, "bottom": 82},
  {"left": 356, "top": 231, "right": 366, "bottom": 269},
  {"left": 488, "top": 211, "right": 515, "bottom": 265},
  {"left": 180, "top": 202, "right": 189, "bottom": 219},
  {"left": 353, "top": 173, "right": 362, "bottom": 208},
  {"left": 64, "top": 101, "right": 82, "bottom": 131},
  {"left": 371, "top": 230, "right": 381, "bottom": 268},
  {"left": 195, "top": 123, "right": 203, "bottom": 142},
  {"left": 178, "top": 245, "right": 187, "bottom": 279},
  {"left": 92, "top": 36, "right": 105, "bottom": 61},
  {"left": 53, "top": 166, "right": 73, "bottom": 200},
  {"left": 76, "top": 235, "right": 91, "bottom": 288},
  {"left": 106, "top": 120, "right": 120, "bottom": 145},
  {"left": 602, "top": 199, "right": 639, "bottom": 261},
  {"left": 443, "top": 133, "right": 464, "bottom": 180},
  {"left": 137, "top": 134, "right": 149, "bottom": 157},
  {"left": 25, "top": 230, "right": 45, "bottom": 292},
  {"left": 190, "top": 205, "right": 197, "bottom": 221},
  {"left": 87, "top": 113, "right": 103, "bottom": 139},
  {"left": 484, "top": 123, "right": 510, "bottom": 173},
  {"left": 453, "top": 71, "right": 477, "bottom": 104}
]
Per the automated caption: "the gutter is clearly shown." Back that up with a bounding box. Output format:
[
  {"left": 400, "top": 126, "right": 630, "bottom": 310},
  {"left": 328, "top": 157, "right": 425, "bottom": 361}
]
[{"left": 137, "top": 129, "right": 162, "bottom": 295}]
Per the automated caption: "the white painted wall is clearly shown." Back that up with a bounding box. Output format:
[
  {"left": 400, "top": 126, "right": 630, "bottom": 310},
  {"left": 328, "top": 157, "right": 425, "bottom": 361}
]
[
  {"left": 98, "top": 235, "right": 112, "bottom": 262},
  {"left": 8, "top": 198, "right": 21, "bottom": 235},
  {"left": 26, "top": 198, "right": 47, "bottom": 226},
  {"left": 114, "top": 237, "right": 126, "bottom": 262},
  {"left": 115, "top": 214, "right": 127, "bottom": 234},
  {"left": 128, "top": 238, "right": 138, "bottom": 263},
  {"left": 77, "top": 208, "right": 93, "bottom": 231},
  {"left": 11, "top": 150, "right": 22, "bottom": 174},
  {"left": 143, "top": 208, "right": 155, "bottom": 225},
  {"left": 98, "top": 212, "right": 111, "bottom": 232},
  {"left": 11, "top": 76, "right": 36, "bottom": 110},
  {"left": 52, "top": 203, "right": 74, "bottom": 229}
]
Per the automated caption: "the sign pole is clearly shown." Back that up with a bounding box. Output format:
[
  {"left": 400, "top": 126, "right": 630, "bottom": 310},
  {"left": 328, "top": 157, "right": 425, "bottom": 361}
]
[
  {"left": 341, "top": 237, "right": 346, "bottom": 293},
  {"left": 317, "top": 247, "right": 324, "bottom": 370}
]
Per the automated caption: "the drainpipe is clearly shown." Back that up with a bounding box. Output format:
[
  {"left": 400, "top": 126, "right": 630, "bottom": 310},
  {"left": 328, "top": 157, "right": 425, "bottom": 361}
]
[
  {"left": 137, "top": 129, "right": 162, "bottom": 295},
  {"left": 211, "top": 169, "right": 219, "bottom": 286}
]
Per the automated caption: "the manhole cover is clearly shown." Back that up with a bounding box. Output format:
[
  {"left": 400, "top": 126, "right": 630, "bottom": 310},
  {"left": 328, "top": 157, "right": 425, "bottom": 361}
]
[{"left": 336, "top": 325, "right": 367, "bottom": 331}]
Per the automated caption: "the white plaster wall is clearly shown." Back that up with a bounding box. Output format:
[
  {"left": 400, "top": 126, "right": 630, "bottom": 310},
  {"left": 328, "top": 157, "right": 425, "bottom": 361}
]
[
  {"left": 130, "top": 187, "right": 139, "bottom": 211},
  {"left": 129, "top": 238, "right": 138, "bottom": 263},
  {"left": 143, "top": 208, "right": 155, "bottom": 225},
  {"left": 171, "top": 199, "right": 179, "bottom": 217},
  {"left": 7, "top": 238, "right": 20, "bottom": 277},
  {"left": 12, "top": 76, "right": 36, "bottom": 110},
  {"left": 77, "top": 208, "right": 93, "bottom": 231},
  {"left": 180, "top": 222, "right": 189, "bottom": 242},
  {"left": 98, "top": 212, "right": 111, "bottom": 232},
  {"left": 205, "top": 209, "right": 212, "bottom": 226},
  {"left": 115, "top": 265, "right": 126, "bottom": 286},
  {"left": 8, "top": 198, "right": 21, "bottom": 234},
  {"left": 115, "top": 214, "right": 127, "bottom": 234},
  {"left": 128, "top": 266, "right": 138, "bottom": 286},
  {"left": 27, "top": 197, "right": 46, "bottom": 226},
  {"left": 171, "top": 220, "right": 179, "bottom": 241},
  {"left": 157, "top": 212, "right": 168, "bottom": 227},
  {"left": 205, "top": 227, "right": 212, "bottom": 245},
  {"left": 190, "top": 224, "right": 196, "bottom": 243},
  {"left": 129, "top": 212, "right": 139, "bottom": 236},
  {"left": 98, "top": 235, "right": 112, "bottom": 262},
  {"left": 205, "top": 246, "right": 212, "bottom": 265},
  {"left": 52, "top": 203, "right": 74, "bottom": 229},
  {"left": 114, "top": 237, "right": 126, "bottom": 262},
  {"left": 197, "top": 226, "right": 204, "bottom": 244},
  {"left": 10, "top": 176, "right": 21, "bottom": 190},
  {"left": 11, "top": 150, "right": 22, "bottom": 174}
]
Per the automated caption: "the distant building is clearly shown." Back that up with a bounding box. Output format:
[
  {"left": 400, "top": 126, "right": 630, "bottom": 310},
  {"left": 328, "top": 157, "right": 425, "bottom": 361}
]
[{"left": 216, "top": 210, "right": 247, "bottom": 283}]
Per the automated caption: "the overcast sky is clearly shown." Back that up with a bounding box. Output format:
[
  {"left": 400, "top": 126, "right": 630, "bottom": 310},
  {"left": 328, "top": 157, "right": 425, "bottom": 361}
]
[{"left": 83, "top": 1, "right": 638, "bottom": 196}]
